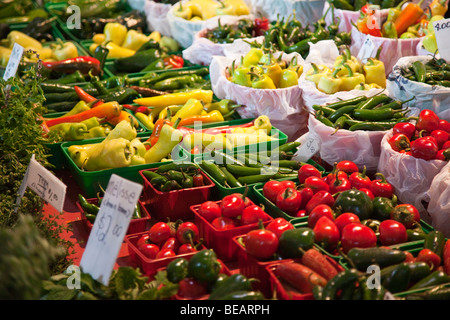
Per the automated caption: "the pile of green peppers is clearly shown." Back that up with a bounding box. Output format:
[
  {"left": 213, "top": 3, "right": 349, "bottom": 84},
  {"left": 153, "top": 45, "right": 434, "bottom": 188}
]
[
  {"left": 401, "top": 56, "right": 450, "bottom": 88},
  {"left": 203, "top": 18, "right": 259, "bottom": 44},
  {"left": 329, "top": 0, "right": 405, "bottom": 11},
  {"left": 254, "top": 8, "right": 351, "bottom": 58}
]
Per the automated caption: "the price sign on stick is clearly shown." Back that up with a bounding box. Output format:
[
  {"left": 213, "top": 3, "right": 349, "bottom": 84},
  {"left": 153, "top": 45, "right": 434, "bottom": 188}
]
[
  {"left": 433, "top": 18, "right": 450, "bottom": 62},
  {"left": 80, "top": 174, "right": 143, "bottom": 286},
  {"left": 3, "top": 43, "right": 24, "bottom": 81},
  {"left": 291, "top": 133, "right": 320, "bottom": 162}
]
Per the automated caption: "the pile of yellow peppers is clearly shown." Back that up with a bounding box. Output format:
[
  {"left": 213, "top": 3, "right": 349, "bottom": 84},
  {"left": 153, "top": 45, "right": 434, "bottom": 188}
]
[
  {"left": 227, "top": 48, "right": 303, "bottom": 89},
  {"left": 306, "top": 47, "right": 387, "bottom": 94},
  {"left": 173, "top": 0, "right": 250, "bottom": 21},
  {"left": 0, "top": 30, "right": 78, "bottom": 66},
  {"left": 88, "top": 23, "right": 162, "bottom": 59}
]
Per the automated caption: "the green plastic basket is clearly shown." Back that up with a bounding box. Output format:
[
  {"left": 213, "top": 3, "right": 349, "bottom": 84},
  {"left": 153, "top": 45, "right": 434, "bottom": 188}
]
[
  {"left": 8, "top": 19, "right": 65, "bottom": 41},
  {"left": 61, "top": 135, "right": 188, "bottom": 197}
]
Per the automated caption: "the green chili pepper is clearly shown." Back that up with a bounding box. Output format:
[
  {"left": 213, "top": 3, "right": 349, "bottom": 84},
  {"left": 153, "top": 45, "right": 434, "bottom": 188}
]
[
  {"left": 356, "top": 94, "right": 393, "bottom": 110},
  {"left": 200, "top": 160, "right": 228, "bottom": 186},
  {"left": 327, "top": 104, "right": 359, "bottom": 123},
  {"left": 412, "top": 61, "right": 427, "bottom": 83},
  {"left": 78, "top": 194, "right": 99, "bottom": 215},
  {"left": 219, "top": 166, "right": 242, "bottom": 188}
]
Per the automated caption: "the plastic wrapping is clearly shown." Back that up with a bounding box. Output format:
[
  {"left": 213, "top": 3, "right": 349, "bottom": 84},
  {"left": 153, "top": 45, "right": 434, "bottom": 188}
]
[
  {"left": 426, "top": 162, "right": 450, "bottom": 238},
  {"left": 182, "top": 16, "right": 258, "bottom": 66},
  {"left": 209, "top": 47, "right": 308, "bottom": 141},
  {"left": 245, "top": 0, "right": 326, "bottom": 26},
  {"left": 377, "top": 129, "right": 447, "bottom": 223},
  {"left": 299, "top": 40, "right": 385, "bottom": 111},
  {"left": 386, "top": 55, "right": 450, "bottom": 121},
  {"left": 350, "top": 25, "right": 422, "bottom": 75},
  {"left": 128, "top": 0, "right": 147, "bottom": 11},
  {"left": 307, "top": 115, "right": 386, "bottom": 172},
  {"left": 144, "top": 0, "right": 173, "bottom": 37}
]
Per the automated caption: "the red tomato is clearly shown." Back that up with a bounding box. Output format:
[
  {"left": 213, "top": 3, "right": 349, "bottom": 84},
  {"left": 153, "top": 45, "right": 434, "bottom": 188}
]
[
  {"left": 177, "top": 277, "right": 208, "bottom": 299},
  {"left": 305, "top": 190, "right": 335, "bottom": 214},
  {"left": 176, "top": 221, "right": 199, "bottom": 244},
  {"left": 430, "top": 130, "right": 450, "bottom": 149},
  {"left": 370, "top": 173, "right": 394, "bottom": 198},
  {"left": 138, "top": 243, "right": 160, "bottom": 259},
  {"left": 329, "top": 175, "right": 352, "bottom": 194},
  {"left": 307, "top": 204, "right": 335, "bottom": 229},
  {"left": 242, "top": 228, "right": 279, "bottom": 259},
  {"left": 359, "top": 188, "right": 374, "bottom": 200},
  {"left": 416, "top": 248, "right": 441, "bottom": 271},
  {"left": 221, "top": 194, "right": 245, "bottom": 218},
  {"left": 266, "top": 217, "right": 294, "bottom": 239},
  {"left": 211, "top": 216, "right": 235, "bottom": 230},
  {"left": 298, "top": 187, "right": 314, "bottom": 209},
  {"left": 298, "top": 164, "right": 322, "bottom": 184},
  {"left": 435, "top": 149, "right": 450, "bottom": 161},
  {"left": 276, "top": 187, "right": 302, "bottom": 215},
  {"left": 438, "top": 119, "right": 450, "bottom": 134},
  {"left": 296, "top": 209, "right": 307, "bottom": 218},
  {"left": 240, "top": 204, "right": 269, "bottom": 225},
  {"left": 390, "top": 204, "right": 420, "bottom": 229},
  {"left": 313, "top": 216, "right": 340, "bottom": 251},
  {"left": 348, "top": 167, "right": 371, "bottom": 190},
  {"left": 263, "top": 180, "right": 287, "bottom": 203},
  {"left": 148, "top": 222, "right": 172, "bottom": 245},
  {"left": 393, "top": 122, "right": 416, "bottom": 140},
  {"left": 155, "top": 248, "right": 176, "bottom": 259},
  {"left": 416, "top": 109, "right": 440, "bottom": 133},
  {"left": 334, "top": 212, "right": 361, "bottom": 233},
  {"left": 198, "top": 201, "right": 221, "bottom": 222},
  {"left": 411, "top": 136, "right": 439, "bottom": 160},
  {"left": 304, "top": 176, "right": 329, "bottom": 193},
  {"left": 443, "top": 141, "right": 450, "bottom": 150},
  {"left": 341, "top": 223, "right": 377, "bottom": 253},
  {"left": 379, "top": 219, "right": 408, "bottom": 246},
  {"left": 281, "top": 180, "right": 297, "bottom": 189},
  {"left": 336, "top": 160, "right": 359, "bottom": 174}
]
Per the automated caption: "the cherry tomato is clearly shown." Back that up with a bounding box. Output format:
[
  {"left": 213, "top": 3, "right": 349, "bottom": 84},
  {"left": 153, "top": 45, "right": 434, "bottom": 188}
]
[
  {"left": 438, "top": 119, "right": 450, "bottom": 134},
  {"left": 348, "top": 166, "right": 371, "bottom": 190},
  {"left": 298, "top": 187, "right": 314, "bottom": 209},
  {"left": 242, "top": 228, "right": 279, "bottom": 259},
  {"left": 177, "top": 277, "right": 208, "bottom": 299},
  {"left": 336, "top": 160, "right": 359, "bottom": 174},
  {"left": 307, "top": 204, "right": 335, "bottom": 228},
  {"left": 276, "top": 187, "right": 302, "bottom": 215},
  {"left": 304, "top": 176, "right": 329, "bottom": 193},
  {"left": 430, "top": 130, "right": 450, "bottom": 149},
  {"left": 390, "top": 204, "right": 420, "bottom": 229},
  {"left": 297, "top": 164, "right": 322, "bottom": 184},
  {"left": 393, "top": 122, "right": 416, "bottom": 140},
  {"left": 416, "top": 109, "right": 440, "bottom": 133},
  {"left": 155, "top": 248, "right": 176, "bottom": 259},
  {"left": 411, "top": 136, "right": 439, "bottom": 160},
  {"left": 176, "top": 221, "right": 199, "bottom": 244},
  {"left": 379, "top": 219, "right": 408, "bottom": 246},
  {"left": 263, "top": 180, "right": 287, "bottom": 203},
  {"left": 138, "top": 243, "right": 160, "bottom": 259},
  {"left": 334, "top": 212, "right": 361, "bottom": 233},
  {"left": 221, "top": 194, "right": 245, "bottom": 218},
  {"left": 370, "top": 173, "right": 394, "bottom": 198},
  {"left": 148, "top": 222, "right": 172, "bottom": 245},
  {"left": 313, "top": 216, "right": 340, "bottom": 251},
  {"left": 161, "top": 237, "right": 180, "bottom": 252},
  {"left": 416, "top": 248, "right": 441, "bottom": 271},
  {"left": 211, "top": 216, "right": 235, "bottom": 230},
  {"left": 305, "top": 190, "right": 335, "bottom": 214},
  {"left": 266, "top": 217, "right": 294, "bottom": 239},
  {"left": 359, "top": 188, "right": 374, "bottom": 200},
  {"left": 240, "top": 204, "right": 269, "bottom": 225},
  {"left": 340, "top": 223, "right": 377, "bottom": 253},
  {"left": 198, "top": 201, "right": 222, "bottom": 222}
]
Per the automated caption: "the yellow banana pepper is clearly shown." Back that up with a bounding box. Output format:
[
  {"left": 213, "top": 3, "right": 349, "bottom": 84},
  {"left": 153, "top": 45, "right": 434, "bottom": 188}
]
[
  {"left": 122, "top": 30, "right": 150, "bottom": 51},
  {"left": 104, "top": 22, "right": 128, "bottom": 46},
  {"left": 171, "top": 99, "right": 204, "bottom": 122},
  {"left": 6, "top": 31, "right": 42, "bottom": 50},
  {"left": 306, "top": 63, "right": 330, "bottom": 86},
  {"left": 93, "top": 33, "right": 105, "bottom": 44},
  {"left": 134, "top": 89, "right": 214, "bottom": 107},
  {"left": 144, "top": 124, "right": 183, "bottom": 163},
  {"left": 90, "top": 41, "right": 136, "bottom": 59},
  {"left": 253, "top": 115, "right": 272, "bottom": 134},
  {"left": 84, "top": 137, "right": 133, "bottom": 171}
]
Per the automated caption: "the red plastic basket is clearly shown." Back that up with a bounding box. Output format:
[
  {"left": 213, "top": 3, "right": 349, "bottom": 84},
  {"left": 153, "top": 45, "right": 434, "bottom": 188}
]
[
  {"left": 139, "top": 167, "right": 215, "bottom": 221},
  {"left": 76, "top": 197, "right": 152, "bottom": 235},
  {"left": 125, "top": 231, "right": 207, "bottom": 277},
  {"left": 191, "top": 200, "right": 273, "bottom": 262}
]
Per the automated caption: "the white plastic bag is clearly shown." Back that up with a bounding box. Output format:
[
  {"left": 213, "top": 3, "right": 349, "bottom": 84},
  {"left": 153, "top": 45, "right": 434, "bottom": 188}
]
[
  {"left": 144, "top": 0, "right": 173, "bottom": 37},
  {"left": 209, "top": 49, "right": 309, "bottom": 141},
  {"left": 426, "top": 161, "right": 450, "bottom": 237},
  {"left": 299, "top": 40, "right": 385, "bottom": 111},
  {"left": 182, "top": 17, "right": 258, "bottom": 66},
  {"left": 386, "top": 55, "right": 450, "bottom": 121},
  {"left": 307, "top": 114, "right": 386, "bottom": 172},
  {"left": 128, "top": 0, "right": 146, "bottom": 11},
  {"left": 377, "top": 129, "right": 448, "bottom": 223},
  {"left": 350, "top": 25, "right": 422, "bottom": 75}
]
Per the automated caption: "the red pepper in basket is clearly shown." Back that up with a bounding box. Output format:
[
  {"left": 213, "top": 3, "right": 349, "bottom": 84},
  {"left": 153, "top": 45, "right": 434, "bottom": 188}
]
[
  {"left": 42, "top": 56, "right": 102, "bottom": 76},
  {"left": 388, "top": 133, "right": 411, "bottom": 152},
  {"left": 164, "top": 55, "right": 184, "bottom": 69},
  {"left": 254, "top": 17, "right": 269, "bottom": 36},
  {"left": 74, "top": 85, "right": 103, "bottom": 107},
  {"left": 370, "top": 173, "right": 394, "bottom": 198},
  {"left": 355, "top": 11, "right": 382, "bottom": 37},
  {"left": 443, "top": 239, "right": 450, "bottom": 275}
]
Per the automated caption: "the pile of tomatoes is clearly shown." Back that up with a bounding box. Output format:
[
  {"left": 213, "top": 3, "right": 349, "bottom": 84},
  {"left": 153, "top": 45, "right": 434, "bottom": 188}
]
[
  {"left": 196, "top": 193, "right": 271, "bottom": 230},
  {"left": 135, "top": 220, "right": 201, "bottom": 259},
  {"left": 389, "top": 109, "right": 450, "bottom": 161}
]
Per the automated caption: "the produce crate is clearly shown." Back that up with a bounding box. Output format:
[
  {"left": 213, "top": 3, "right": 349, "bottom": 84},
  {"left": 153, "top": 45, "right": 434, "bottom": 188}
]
[
  {"left": 44, "top": 109, "right": 148, "bottom": 170},
  {"left": 125, "top": 231, "right": 207, "bottom": 277},
  {"left": 61, "top": 136, "right": 188, "bottom": 198},
  {"left": 190, "top": 199, "right": 273, "bottom": 262},
  {"left": 139, "top": 165, "right": 215, "bottom": 221},
  {"left": 8, "top": 19, "right": 65, "bottom": 41},
  {"left": 75, "top": 196, "right": 152, "bottom": 235}
]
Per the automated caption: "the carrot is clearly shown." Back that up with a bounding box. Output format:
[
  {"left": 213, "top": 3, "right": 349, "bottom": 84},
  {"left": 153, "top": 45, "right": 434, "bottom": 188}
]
[
  {"left": 275, "top": 261, "right": 327, "bottom": 294},
  {"left": 394, "top": 0, "right": 425, "bottom": 35},
  {"left": 301, "top": 248, "right": 342, "bottom": 281},
  {"left": 44, "top": 101, "right": 122, "bottom": 128}
]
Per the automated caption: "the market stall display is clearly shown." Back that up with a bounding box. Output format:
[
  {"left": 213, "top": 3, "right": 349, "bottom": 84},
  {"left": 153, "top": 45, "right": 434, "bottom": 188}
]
[{"left": 3, "top": 0, "right": 450, "bottom": 303}]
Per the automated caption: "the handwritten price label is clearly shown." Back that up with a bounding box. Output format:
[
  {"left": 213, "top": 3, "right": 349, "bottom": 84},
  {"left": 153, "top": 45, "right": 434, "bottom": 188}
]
[
  {"left": 80, "top": 174, "right": 143, "bottom": 286},
  {"left": 292, "top": 134, "right": 320, "bottom": 162},
  {"left": 433, "top": 18, "right": 450, "bottom": 62},
  {"left": 3, "top": 43, "right": 24, "bottom": 81}
]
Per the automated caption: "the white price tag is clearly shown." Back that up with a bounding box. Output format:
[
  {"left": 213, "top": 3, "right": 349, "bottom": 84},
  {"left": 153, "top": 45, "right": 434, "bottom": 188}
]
[
  {"left": 80, "top": 174, "right": 143, "bottom": 286},
  {"left": 15, "top": 154, "right": 67, "bottom": 213},
  {"left": 433, "top": 18, "right": 450, "bottom": 62},
  {"left": 3, "top": 43, "right": 24, "bottom": 81},
  {"left": 357, "top": 37, "right": 377, "bottom": 64},
  {"left": 291, "top": 134, "right": 320, "bottom": 162}
]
